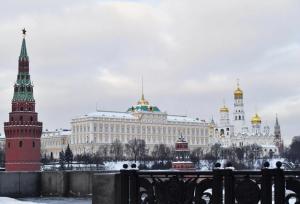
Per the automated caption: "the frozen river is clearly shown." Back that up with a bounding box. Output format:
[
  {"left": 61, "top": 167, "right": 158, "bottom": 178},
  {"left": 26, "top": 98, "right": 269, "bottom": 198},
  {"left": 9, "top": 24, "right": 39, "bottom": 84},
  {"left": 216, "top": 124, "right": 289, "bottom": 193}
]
[{"left": 0, "top": 197, "right": 91, "bottom": 204}]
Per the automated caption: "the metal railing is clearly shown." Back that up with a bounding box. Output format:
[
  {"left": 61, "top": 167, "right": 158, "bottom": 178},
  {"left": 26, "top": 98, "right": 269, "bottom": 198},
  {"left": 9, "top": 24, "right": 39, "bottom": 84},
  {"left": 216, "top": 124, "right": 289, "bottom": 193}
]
[{"left": 120, "top": 162, "right": 300, "bottom": 204}]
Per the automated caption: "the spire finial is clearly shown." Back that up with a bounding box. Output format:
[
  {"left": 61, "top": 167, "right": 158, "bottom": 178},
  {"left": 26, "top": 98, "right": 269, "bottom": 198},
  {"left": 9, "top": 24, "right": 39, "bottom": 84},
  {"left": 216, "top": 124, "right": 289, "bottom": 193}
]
[
  {"left": 141, "top": 76, "right": 144, "bottom": 100},
  {"left": 223, "top": 98, "right": 226, "bottom": 107},
  {"left": 22, "top": 28, "right": 26, "bottom": 37},
  {"left": 19, "top": 29, "right": 28, "bottom": 60}
]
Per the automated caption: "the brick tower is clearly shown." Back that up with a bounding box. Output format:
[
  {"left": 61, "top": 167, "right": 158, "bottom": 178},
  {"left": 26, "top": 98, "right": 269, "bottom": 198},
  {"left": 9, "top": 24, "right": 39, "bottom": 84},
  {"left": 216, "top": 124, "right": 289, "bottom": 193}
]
[{"left": 4, "top": 29, "right": 43, "bottom": 171}]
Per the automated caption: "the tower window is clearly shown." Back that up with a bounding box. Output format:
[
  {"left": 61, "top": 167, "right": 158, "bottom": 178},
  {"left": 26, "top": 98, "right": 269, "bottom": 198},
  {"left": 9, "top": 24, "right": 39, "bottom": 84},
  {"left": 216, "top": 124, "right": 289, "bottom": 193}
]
[
  {"left": 32, "top": 141, "right": 35, "bottom": 148},
  {"left": 20, "top": 107, "right": 24, "bottom": 111},
  {"left": 30, "top": 116, "right": 33, "bottom": 121},
  {"left": 19, "top": 141, "right": 23, "bottom": 148},
  {"left": 239, "top": 116, "right": 241, "bottom": 120},
  {"left": 11, "top": 117, "right": 14, "bottom": 121}
]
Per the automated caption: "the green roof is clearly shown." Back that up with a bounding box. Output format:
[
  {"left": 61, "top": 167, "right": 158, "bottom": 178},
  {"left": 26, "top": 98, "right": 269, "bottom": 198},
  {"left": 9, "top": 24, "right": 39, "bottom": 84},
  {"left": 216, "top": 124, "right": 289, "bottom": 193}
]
[
  {"left": 127, "top": 104, "right": 160, "bottom": 112},
  {"left": 13, "top": 72, "right": 34, "bottom": 102}
]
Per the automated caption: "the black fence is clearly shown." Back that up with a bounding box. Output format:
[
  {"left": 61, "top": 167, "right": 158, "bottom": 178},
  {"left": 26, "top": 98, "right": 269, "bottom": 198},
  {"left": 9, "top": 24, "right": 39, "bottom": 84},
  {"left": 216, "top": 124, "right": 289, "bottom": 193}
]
[{"left": 120, "top": 162, "right": 300, "bottom": 204}]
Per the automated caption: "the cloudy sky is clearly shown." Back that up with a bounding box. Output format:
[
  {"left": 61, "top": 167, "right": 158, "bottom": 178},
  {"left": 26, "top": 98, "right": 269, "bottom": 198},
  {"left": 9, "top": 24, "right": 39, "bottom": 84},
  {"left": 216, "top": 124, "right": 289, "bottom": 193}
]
[{"left": 0, "top": 0, "right": 299, "bottom": 144}]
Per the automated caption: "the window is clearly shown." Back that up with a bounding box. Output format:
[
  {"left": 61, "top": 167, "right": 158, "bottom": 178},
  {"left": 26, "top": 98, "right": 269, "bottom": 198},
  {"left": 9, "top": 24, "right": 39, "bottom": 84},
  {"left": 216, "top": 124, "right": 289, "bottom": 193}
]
[
  {"left": 8, "top": 142, "right": 10, "bottom": 148},
  {"left": 32, "top": 141, "right": 35, "bottom": 148},
  {"left": 30, "top": 116, "right": 33, "bottom": 121},
  {"left": 20, "top": 116, "right": 23, "bottom": 121},
  {"left": 19, "top": 141, "right": 23, "bottom": 147}
]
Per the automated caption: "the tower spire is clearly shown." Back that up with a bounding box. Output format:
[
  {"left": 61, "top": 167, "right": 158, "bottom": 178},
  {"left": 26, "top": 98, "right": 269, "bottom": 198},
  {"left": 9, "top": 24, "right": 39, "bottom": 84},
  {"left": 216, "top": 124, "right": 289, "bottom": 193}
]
[
  {"left": 141, "top": 76, "right": 144, "bottom": 100},
  {"left": 19, "top": 28, "right": 28, "bottom": 61}
]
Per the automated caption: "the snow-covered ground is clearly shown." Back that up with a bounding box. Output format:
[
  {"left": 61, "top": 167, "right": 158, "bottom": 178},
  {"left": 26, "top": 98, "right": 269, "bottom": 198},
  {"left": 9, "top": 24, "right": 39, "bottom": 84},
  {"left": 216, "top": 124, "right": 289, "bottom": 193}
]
[{"left": 0, "top": 197, "right": 91, "bottom": 204}]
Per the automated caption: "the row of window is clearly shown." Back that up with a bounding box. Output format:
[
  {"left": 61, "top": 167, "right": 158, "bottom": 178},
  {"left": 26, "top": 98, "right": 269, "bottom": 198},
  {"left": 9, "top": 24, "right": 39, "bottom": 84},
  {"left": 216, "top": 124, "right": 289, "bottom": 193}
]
[
  {"left": 10, "top": 116, "right": 34, "bottom": 121},
  {"left": 71, "top": 134, "right": 209, "bottom": 145},
  {"left": 7, "top": 141, "right": 36, "bottom": 148},
  {"left": 5, "top": 128, "right": 41, "bottom": 136},
  {"left": 73, "top": 124, "right": 208, "bottom": 137}
]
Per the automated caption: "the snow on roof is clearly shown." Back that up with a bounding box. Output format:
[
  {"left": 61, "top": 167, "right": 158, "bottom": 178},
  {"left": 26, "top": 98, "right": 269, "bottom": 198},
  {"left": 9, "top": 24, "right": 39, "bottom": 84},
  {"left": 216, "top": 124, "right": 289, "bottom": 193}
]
[
  {"left": 80, "top": 111, "right": 137, "bottom": 119},
  {"left": 167, "top": 115, "right": 202, "bottom": 123}
]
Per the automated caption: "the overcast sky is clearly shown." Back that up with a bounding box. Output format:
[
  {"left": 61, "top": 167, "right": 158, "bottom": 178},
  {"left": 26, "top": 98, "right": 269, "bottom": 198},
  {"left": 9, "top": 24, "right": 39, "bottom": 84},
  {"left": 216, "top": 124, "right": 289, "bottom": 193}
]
[{"left": 0, "top": 0, "right": 299, "bottom": 144}]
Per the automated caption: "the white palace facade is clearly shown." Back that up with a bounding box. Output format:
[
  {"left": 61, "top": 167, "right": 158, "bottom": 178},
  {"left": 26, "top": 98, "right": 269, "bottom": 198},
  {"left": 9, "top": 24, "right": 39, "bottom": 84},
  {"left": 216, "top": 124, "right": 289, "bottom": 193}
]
[{"left": 69, "top": 93, "right": 213, "bottom": 156}]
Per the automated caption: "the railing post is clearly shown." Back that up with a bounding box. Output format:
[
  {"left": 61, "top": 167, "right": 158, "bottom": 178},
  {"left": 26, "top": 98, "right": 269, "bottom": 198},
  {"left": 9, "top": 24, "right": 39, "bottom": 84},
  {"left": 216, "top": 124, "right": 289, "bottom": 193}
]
[
  {"left": 274, "top": 162, "right": 285, "bottom": 204},
  {"left": 261, "top": 164, "right": 272, "bottom": 204},
  {"left": 212, "top": 168, "right": 223, "bottom": 204},
  {"left": 120, "top": 168, "right": 129, "bottom": 204},
  {"left": 128, "top": 169, "right": 139, "bottom": 204},
  {"left": 224, "top": 169, "right": 234, "bottom": 204}
]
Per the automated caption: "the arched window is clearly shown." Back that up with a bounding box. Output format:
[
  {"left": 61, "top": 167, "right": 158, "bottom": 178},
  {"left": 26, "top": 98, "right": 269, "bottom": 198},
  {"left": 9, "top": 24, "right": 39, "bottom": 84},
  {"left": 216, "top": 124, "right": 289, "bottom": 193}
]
[
  {"left": 19, "top": 141, "right": 23, "bottom": 148},
  {"left": 239, "top": 115, "right": 241, "bottom": 120}
]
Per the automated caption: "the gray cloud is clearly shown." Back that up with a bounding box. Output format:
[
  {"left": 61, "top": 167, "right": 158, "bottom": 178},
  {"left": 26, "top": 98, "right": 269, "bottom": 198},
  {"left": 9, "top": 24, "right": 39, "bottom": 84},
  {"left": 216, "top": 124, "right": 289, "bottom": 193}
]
[{"left": 0, "top": 0, "right": 299, "bottom": 144}]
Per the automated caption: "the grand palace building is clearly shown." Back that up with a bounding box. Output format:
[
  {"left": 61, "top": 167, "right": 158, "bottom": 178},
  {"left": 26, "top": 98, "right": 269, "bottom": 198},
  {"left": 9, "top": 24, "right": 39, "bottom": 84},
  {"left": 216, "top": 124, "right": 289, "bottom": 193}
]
[{"left": 68, "top": 93, "right": 213, "bottom": 156}]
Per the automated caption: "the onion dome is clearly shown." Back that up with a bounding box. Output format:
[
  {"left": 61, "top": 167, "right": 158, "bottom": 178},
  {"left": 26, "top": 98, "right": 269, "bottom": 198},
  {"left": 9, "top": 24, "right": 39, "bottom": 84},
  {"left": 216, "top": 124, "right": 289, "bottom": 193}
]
[
  {"left": 234, "top": 80, "right": 243, "bottom": 99},
  {"left": 251, "top": 113, "right": 262, "bottom": 124},
  {"left": 220, "top": 105, "right": 229, "bottom": 112},
  {"left": 234, "top": 87, "right": 243, "bottom": 98}
]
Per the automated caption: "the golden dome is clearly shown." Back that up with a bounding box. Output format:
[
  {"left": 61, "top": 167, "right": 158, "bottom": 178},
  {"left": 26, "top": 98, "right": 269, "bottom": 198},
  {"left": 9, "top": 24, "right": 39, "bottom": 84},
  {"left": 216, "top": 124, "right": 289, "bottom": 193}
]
[
  {"left": 234, "top": 87, "right": 243, "bottom": 97},
  {"left": 251, "top": 113, "right": 262, "bottom": 124},
  {"left": 137, "top": 94, "right": 149, "bottom": 105},
  {"left": 220, "top": 105, "right": 229, "bottom": 112}
]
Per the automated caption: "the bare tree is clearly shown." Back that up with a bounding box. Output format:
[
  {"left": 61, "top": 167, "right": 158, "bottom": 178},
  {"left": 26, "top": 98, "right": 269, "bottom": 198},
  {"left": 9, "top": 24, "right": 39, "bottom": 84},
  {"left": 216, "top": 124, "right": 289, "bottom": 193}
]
[
  {"left": 152, "top": 144, "right": 172, "bottom": 162},
  {"left": 110, "top": 139, "right": 124, "bottom": 161},
  {"left": 190, "top": 147, "right": 204, "bottom": 167},
  {"left": 96, "top": 145, "right": 110, "bottom": 162},
  {"left": 125, "top": 139, "right": 147, "bottom": 163}
]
